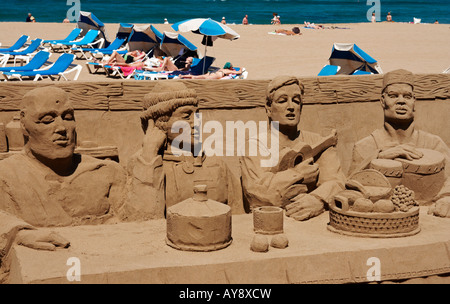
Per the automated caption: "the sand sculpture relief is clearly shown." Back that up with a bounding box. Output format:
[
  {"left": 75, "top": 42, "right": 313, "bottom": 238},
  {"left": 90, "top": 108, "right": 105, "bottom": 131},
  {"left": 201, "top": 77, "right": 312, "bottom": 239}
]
[{"left": 0, "top": 71, "right": 449, "bottom": 283}]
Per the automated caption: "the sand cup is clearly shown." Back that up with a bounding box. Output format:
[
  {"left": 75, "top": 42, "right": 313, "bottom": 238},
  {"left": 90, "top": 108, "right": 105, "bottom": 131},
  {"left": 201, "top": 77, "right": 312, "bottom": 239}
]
[{"left": 253, "top": 206, "right": 284, "bottom": 235}]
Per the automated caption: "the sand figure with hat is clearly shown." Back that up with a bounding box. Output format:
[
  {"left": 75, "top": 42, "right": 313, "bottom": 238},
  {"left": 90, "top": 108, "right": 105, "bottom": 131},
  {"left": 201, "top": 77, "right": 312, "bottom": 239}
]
[
  {"left": 239, "top": 75, "right": 346, "bottom": 221},
  {"left": 349, "top": 69, "right": 450, "bottom": 218},
  {"left": 0, "top": 87, "right": 140, "bottom": 282},
  {"left": 127, "top": 81, "right": 244, "bottom": 221}
]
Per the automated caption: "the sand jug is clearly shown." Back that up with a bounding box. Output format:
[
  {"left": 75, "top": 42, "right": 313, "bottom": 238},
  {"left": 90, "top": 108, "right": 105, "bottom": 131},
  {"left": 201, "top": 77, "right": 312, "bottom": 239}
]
[{"left": 5, "top": 115, "right": 24, "bottom": 151}]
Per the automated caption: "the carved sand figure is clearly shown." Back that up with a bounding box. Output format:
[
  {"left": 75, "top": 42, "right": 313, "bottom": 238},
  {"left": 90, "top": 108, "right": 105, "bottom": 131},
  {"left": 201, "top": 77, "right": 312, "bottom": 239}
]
[
  {"left": 0, "top": 87, "right": 134, "bottom": 282},
  {"left": 349, "top": 69, "right": 450, "bottom": 218},
  {"left": 127, "top": 81, "right": 244, "bottom": 220},
  {"left": 239, "top": 75, "right": 346, "bottom": 221}
]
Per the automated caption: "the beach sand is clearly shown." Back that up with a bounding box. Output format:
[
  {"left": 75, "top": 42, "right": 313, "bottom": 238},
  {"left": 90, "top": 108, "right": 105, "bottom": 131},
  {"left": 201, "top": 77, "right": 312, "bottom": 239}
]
[{"left": 0, "top": 21, "right": 449, "bottom": 80}]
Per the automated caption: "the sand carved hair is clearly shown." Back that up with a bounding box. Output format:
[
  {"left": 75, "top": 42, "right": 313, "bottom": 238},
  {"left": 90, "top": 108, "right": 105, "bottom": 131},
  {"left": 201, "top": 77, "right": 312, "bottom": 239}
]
[
  {"left": 141, "top": 82, "right": 198, "bottom": 133},
  {"left": 266, "top": 75, "right": 304, "bottom": 107}
]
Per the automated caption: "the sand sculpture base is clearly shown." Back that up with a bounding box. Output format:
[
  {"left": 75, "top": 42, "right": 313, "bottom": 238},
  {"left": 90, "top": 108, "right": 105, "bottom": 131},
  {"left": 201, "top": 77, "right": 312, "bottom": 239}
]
[{"left": 7, "top": 207, "right": 450, "bottom": 284}]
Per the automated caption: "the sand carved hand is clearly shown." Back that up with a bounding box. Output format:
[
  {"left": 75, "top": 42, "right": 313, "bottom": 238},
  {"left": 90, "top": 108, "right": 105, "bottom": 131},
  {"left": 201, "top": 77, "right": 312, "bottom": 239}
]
[
  {"left": 293, "top": 158, "right": 319, "bottom": 184},
  {"left": 15, "top": 229, "right": 70, "bottom": 251},
  {"left": 378, "top": 144, "right": 423, "bottom": 161},
  {"left": 285, "top": 193, "right": 324, "bottom": 221},
  {"left": 142, "top": 118, "right": 167, "bottom": 160}
]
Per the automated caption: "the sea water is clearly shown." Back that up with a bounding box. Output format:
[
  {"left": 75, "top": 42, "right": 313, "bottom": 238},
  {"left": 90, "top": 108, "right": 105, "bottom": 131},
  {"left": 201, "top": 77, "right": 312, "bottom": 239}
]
[{"left": 0, "top": 0, "right": 448, "bottom": 25}]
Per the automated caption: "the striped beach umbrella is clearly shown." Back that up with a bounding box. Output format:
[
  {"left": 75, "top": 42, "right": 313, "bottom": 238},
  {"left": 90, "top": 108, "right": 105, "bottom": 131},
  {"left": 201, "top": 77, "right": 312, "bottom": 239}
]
[
  {"left": 159, "top": 31, "right": 197, "bottom": 57},
  {"left": 128, "top": 24, "right": 163, "bottom": 53},
  {"left": 77, "top": 11, "right": 109, "bottom": 47},
  {"left": 116, "top": 23, "right": 134, "bottom": 46}
]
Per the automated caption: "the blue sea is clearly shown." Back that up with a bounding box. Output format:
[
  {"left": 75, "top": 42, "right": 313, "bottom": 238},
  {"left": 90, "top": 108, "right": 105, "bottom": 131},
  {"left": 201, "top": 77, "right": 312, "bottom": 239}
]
[{"left": 1, "top": 0, "right": 448, "bottom": 25}]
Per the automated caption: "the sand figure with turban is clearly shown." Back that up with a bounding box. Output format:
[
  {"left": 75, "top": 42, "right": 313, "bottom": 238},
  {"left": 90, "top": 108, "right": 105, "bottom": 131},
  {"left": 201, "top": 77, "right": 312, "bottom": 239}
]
[
  {"left": 239, "top": 75, "right": 346, "bottom": 221},
  {"left": 127, "top": 82, "right": 244, "bottom": 219},
  {"left": 349, "top": 69, "right": 450, "bottom": 218}
]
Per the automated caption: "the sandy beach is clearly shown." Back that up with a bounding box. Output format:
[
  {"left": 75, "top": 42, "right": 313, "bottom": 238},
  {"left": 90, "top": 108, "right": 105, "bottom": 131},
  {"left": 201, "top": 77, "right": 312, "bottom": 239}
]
[{"left": 0, "top": 21, "right": 449, "bottom": 80}]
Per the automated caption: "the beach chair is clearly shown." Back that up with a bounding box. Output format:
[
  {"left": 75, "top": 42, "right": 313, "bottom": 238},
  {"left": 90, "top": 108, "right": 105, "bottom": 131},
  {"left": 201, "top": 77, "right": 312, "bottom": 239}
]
[
  {"left": 318, "top": 65, "right": 341, "bottom": 76},
  {"left": 189, "top": 56, "right": 216, "bottom": 75},
  {"left": 73, "top": 37, "right": 126, "bottom": 60},
  {"left": 52, "top": 30, "right": 102, "bottom": 53},
  {"left": 2, "top": 53, "right": 82, "bottom": 81},
  {"left": 0, "top": 39, "right": 44, "bottom": 66},
  {"left": 0, "top": 35, "right": 29, "bottom": 53},
  {"left": 352, "top": 70, "right": 373, "bottom": 75},
  {"left": 43, "top": 28, "right": 82, "bottom": 45},
  {"left": 0, "top": 51, "right": 51, "bottom": 73}
]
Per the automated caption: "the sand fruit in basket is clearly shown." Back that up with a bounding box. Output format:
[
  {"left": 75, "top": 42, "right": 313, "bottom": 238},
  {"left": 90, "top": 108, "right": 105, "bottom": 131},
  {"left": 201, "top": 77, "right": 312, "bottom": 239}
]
[
  {"left": 391, "top": 185, "right": 418, "bottom": 212},
  {"left": 352, "top": 198, "right": 374, "bottom": 212},
  {"left": 373, "top": 199, "right": 395, "bottom": 213}
]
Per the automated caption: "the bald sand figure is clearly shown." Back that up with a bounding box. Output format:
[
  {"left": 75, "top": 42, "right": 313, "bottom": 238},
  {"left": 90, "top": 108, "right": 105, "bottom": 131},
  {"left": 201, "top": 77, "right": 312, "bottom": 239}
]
[
  {"left": 0, "top": 87, "right": 141, "bottom": 282},
  {"left": 350, "top": 69, "right": 450, "bottom": 218}
]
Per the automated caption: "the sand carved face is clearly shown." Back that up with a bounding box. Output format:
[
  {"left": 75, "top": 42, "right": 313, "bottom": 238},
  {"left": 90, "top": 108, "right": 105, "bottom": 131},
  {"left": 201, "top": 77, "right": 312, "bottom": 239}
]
[
  {"left": 21, "top": 88, "right": 76, "bottom": 160},
  {"left": 165, "top": 105, "right": 198, "bottom": 145},
  {"left": 381, "top": 83, "right": 415, "bottom": 124},
  {"left": 266, "top": 83, "right": 302, "bottom": 127}
]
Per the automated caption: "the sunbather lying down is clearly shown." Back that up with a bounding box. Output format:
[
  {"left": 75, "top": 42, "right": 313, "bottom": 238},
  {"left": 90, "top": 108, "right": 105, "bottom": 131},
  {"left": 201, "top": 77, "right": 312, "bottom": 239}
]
[
  {"left": 145, "top": 56, "right": 193, "bottom": 72},
  {"left": 180, "top": 62, "right": 243, "bottom": 79},
  {"left": 100, "top": 50, "right": 146, "bottom": 67},
  {"left": 275, "top": 27, "right": 301, "bottom": 35}
]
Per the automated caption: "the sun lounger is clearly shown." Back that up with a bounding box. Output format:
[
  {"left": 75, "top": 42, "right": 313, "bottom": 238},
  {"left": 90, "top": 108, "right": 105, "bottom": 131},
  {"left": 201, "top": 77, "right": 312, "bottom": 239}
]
[
  {"left": 2, "top": 53, "right": 82, "bottom": 81},
  {"left": 72, "top": 37, "right": 126, "bottom": 60},
  {"left": 52, "top": 30, "right": 102, "bottom": 53},
  {"left": 0, "top": 51, "right": 51, "bottom": 73},
  {"left": 189, "top": 56, "right": 216, "bottom": 75},
  {"left": 0, "top": 39, "right": 44, "bottom": 65},
  {"left": 0, "top": 35, "right": 29, "bottom": 53},
  {"left": 43, "top": 28, "right": 82, "bottom": 45}
]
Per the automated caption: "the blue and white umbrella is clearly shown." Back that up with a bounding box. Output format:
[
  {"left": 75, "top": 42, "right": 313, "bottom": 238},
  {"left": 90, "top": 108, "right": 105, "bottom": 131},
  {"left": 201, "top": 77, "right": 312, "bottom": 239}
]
[
  {"left": 116, "top": 23, "right": 134, "bottom": 46},
  {"left": 128, "top": 24, "right": 163, "bottom": 53},
  {"left": 326, "top": 43, "right": 383, "bottom": 75},
  {"left": 160, "top": 31, "right": 197, "bottom": 57},
  {"left": 171, "top": 18, "right": 239, "bottom": 73},
  {"left": 77, "top": 11, "right": 109, "bottom": 48}
]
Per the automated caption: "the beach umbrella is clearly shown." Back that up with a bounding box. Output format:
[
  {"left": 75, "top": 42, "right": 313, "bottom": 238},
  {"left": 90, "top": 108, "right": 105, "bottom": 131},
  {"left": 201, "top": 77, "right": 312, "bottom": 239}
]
[
  {"left": 77, "top": 11, "right": 109, "bottom": 48},
  {"left": 128, "top": 24, "right": 163, "bottom": 53},
  {"left": 171, "top": 18, "right": 239, "bottom": 73},
  {"left": 160, "top": 31, "right": 198, "bottom": 57},
  {"left": 116, "top": 23, "right": 134, "bottom": 46},
  {"left": 326, "top": 43, "right": 383, "bottom": 75}
]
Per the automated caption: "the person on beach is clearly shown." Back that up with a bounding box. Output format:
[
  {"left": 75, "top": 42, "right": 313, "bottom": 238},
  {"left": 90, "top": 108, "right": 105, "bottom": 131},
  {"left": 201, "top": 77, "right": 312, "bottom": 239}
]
[
  {"left": 386, "top": 12, "right": 393, "bottom": 22},
  {"left": 26, "top": 13, "right": 36, "bottom": 23},
  {"left": 180, "top": 62, "right": 243, "bottom": 79},
  {"left": 271, "top": 13, "right": 280, "bottom": 25},
  {"left": 242, "top": 15, "right": 249, "bottom": 25},
  {"left": 371, "top": 12, "right": 376, "bottom": 23},
  {"left": 146, "top": 56, "right": 193, "bottom": 72},
  {"left": 221, "top": 17, "right": 227, "bottom": 25},
  {"left": 103, "top": 49, "right": 146, "bottom": 67},
  {"left": 275, "top": 27, "right": 301, "bottom": 35}
]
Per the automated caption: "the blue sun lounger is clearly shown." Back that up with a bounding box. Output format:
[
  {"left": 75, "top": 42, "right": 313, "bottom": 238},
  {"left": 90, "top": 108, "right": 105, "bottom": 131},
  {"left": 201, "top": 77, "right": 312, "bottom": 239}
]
[
  {"left": 73, "top": 37, "right": 126, "bottom": 60},
  {"left": 0, "top": 51, "right": 51, "bottom": 73},
  {"left": 0, "top": 35, "right": 29, "bottom": 53},
  {"left": 43, "top": 28, "right": 82, "bottom": 44},
  {"left": 2, "top": 53, "right": 82, "bottom": 81},
  {"left": 51, "top": 30, "right": 101, "bottom": 53}
]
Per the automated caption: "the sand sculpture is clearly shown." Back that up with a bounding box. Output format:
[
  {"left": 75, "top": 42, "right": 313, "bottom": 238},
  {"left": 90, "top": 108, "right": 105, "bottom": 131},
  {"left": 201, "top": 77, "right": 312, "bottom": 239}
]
[
  {"left": 127, "top": 81, "right": 243, "bottom": 221},
  {"left": 0, "top": 87, "right": 151, "bottom": 282},
  {"left": 349, "top": 69, "right": 450, "bottom": 219},
  {"left": 240, "top": 75, "right": 346, "bottom": 221}
]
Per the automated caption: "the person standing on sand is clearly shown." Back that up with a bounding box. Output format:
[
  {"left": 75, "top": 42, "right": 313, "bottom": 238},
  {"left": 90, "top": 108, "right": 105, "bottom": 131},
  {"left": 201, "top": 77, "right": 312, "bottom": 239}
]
[
  {"left": 26, "top": 13, "right": 36, "bottom": 23},
  {"left": 371, "top": 12, "right": 376, "bottom": 23},
  {"left": 221, "top": 17, "right": 227, "bottom": 25}
]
